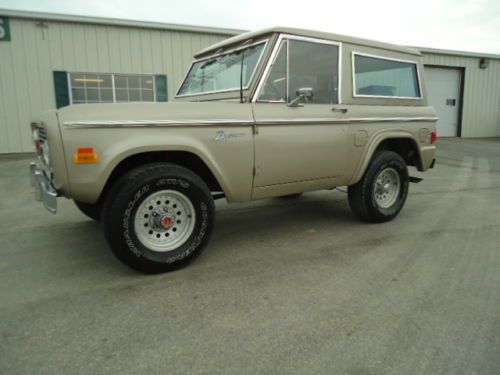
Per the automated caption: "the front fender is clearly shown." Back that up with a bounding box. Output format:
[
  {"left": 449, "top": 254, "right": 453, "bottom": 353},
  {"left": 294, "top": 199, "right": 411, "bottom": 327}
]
[{"left": 61, "top": 127, "right": 254, "bottom": 204}]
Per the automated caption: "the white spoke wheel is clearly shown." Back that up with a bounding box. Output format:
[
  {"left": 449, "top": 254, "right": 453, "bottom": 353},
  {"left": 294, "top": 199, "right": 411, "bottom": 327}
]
[
  {"left": 102, "top": 163, "right": 215, "bottom": 274},
  {"left": 373, "top": 168, "right": 401, "bottom": 209},
  {"left": 134, "top": 190, "right": 196, "bottom": 252},
  {"left": 348, "top": 150, "right": 409, "bottom": 223}
]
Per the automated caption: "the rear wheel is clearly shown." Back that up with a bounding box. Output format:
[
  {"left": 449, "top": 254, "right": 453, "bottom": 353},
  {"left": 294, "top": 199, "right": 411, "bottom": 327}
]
[
  {"left": 348, "top": 150, "right": 409, "bottom": 223},
  {"left": 102, "top": 163, "right": 215, "bottom": 274},
  {"left": 74, "top": 200, "right": 101, "bottom": 221}
]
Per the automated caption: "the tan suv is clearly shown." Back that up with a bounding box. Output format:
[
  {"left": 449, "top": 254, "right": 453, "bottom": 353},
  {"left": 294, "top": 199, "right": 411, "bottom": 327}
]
[{"left": 30, "top": 27, "right": 437, "bottom": 273}]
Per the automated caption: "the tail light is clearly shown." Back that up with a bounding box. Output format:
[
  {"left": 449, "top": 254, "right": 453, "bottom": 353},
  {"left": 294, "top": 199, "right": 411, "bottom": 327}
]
[{"left": 430, "top": 131, "right": 438, "bottom": 144}]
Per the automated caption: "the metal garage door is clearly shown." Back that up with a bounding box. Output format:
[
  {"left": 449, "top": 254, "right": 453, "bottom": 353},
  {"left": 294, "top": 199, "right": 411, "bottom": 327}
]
[{"left": 424, "top": 67, "right": 462, "bottom": 137}]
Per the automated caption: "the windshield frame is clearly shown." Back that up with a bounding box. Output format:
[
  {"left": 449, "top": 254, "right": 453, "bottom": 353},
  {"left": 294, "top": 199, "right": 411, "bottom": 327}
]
[{"left": 175, "top": 39, "right": 269, "bottom": 98}]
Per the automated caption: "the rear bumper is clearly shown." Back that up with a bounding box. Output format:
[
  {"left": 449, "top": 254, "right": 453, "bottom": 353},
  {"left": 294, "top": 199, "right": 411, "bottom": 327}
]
[
  {"left": 30, "top": 162, "right": 58, "bottom": 213},
  {"left": 420, "top": 145, "right": 437, "bottom": 171}
]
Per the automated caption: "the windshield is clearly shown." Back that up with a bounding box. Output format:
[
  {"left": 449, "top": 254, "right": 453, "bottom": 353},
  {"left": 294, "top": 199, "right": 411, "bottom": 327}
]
[{"left": 177, "top": 41, "right": 267, "bottom": 97}]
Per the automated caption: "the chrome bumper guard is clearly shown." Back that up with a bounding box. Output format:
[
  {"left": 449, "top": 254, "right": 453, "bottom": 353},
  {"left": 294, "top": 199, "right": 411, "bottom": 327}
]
[{"left": 30, "top": 162, "right": 58, "bottom": 214}]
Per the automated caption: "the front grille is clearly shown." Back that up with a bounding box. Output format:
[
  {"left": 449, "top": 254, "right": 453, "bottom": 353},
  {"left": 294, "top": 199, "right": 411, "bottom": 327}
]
[{"left": 38, "top": 127, "right": 47, "bottom": 144}]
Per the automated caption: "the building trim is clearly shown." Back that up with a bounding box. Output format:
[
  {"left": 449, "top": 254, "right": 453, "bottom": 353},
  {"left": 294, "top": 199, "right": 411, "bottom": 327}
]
[
  {"left": 0, "top": 8, "right": 243, "bottom": 36},
  {"left": 417, "top": 46, "right": 500, "bottom": 60}
]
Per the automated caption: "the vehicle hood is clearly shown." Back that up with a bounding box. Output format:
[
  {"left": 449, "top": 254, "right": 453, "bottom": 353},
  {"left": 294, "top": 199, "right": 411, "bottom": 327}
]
[{"left": 56, "top": 101, "right": 254, "bottom": 127}]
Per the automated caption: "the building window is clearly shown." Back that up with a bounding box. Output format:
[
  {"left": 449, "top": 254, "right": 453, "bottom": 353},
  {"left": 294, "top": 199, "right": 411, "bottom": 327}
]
[
  {"left": 353, "top": 53, "right": 421, "bottom": 98},
  {"left": 70, "top": 73, "right": 114, "bottom": 103},
  {"left": 68, "top": 73, "right": 157, "bottom": 104},
  {"left": 114, "top": 74, "right": 154, "bottom": 102}
]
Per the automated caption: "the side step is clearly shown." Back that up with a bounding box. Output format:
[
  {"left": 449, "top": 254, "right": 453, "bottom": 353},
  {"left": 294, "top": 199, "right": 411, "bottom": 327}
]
[
  {"left": 409, "top": 176, "right": 423, "bottom": 183},
  {"left": 211, "top": 192, "right": 225, "bottom": 200}
]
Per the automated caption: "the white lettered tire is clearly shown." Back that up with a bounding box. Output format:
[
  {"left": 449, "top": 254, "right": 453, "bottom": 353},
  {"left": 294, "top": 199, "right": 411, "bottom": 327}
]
[{"left": 102, "top": 163, "right": 215, "bottom": 273}]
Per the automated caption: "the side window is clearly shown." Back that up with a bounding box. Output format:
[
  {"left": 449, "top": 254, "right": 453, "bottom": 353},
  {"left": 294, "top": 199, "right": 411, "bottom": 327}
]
[
  {"left": 258, "top": 39, "right": 339, "bottom": 104},
  {"left": 353, "top": 54, "right": 421, "bottom": 98},
  {"left": 289, "top": 40, "right": 339, "bottom": 104}
]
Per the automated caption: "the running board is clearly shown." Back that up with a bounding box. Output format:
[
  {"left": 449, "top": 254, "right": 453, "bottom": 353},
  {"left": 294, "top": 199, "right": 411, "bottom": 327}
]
[
  {"left": 409, "top": 176, "right": 423, "bottom": 183},
  {"left": 211, "top": 192, "right": 225, "bottom": 200}
]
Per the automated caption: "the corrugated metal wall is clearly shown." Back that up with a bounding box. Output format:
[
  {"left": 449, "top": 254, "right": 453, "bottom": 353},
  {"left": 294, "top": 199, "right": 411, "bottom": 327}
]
[
  {"left": 0, "top": 17, "right": 227, "bottom": 153},
  {"left": 423, "top": 53, "right": 500, "bottom": 138}
]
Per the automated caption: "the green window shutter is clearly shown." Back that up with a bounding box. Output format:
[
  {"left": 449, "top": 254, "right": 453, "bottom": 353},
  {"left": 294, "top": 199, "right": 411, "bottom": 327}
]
[
  {"left": 155, "top": 75, "right": 168, "bottom": 102},
  {"left": 53, "top": 71, "right": 70, "bottom": 108}
]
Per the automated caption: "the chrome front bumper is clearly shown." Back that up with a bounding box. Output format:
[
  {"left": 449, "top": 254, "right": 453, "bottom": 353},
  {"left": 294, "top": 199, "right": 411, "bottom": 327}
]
[{"left": 30, "top": 162, "right": 58, "bottom": 214}]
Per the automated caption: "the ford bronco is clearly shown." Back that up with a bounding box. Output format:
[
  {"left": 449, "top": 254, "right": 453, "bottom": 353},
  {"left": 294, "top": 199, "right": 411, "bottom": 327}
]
[{"left": 30, "top": 27, "right": 437, "bottom": 273}]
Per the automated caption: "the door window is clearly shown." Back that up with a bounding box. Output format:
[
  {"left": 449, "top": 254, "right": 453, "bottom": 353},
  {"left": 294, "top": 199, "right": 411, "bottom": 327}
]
[{"left": 258, "top": 38, "right": 339, "bottom": 104}]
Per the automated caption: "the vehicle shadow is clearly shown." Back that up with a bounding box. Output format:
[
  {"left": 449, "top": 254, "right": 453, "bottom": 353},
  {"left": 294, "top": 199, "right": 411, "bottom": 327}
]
[{"left": 35, "top": 193, "right": 356, "bottom": 277}]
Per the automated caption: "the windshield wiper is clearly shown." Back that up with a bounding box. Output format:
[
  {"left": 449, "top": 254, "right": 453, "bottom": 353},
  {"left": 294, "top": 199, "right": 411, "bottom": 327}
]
[{"left": 200, "top": 58, "right": 218, "bottom": 70}]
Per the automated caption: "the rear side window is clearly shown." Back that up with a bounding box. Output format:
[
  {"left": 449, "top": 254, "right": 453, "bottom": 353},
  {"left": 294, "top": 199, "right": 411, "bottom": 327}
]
[{"left": 353, "top": 53, "right": 421, "bottom": 98}]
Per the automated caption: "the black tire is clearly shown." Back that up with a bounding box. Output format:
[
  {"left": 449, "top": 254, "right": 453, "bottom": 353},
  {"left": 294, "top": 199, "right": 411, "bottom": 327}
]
[
  {"left": 101, "top": 163, "right": 215, "bottom": 274},
  {"left": 74, "top": 200, "right": 102, "bottom": 221},
  {"left": 348, "top": 150, "right": 409, "bottom": 223}
]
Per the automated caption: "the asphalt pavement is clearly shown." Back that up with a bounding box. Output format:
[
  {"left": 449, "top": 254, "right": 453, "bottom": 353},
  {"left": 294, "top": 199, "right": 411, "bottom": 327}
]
[{"left": 1, "top": 138, "right": 499, "bottom": 374}]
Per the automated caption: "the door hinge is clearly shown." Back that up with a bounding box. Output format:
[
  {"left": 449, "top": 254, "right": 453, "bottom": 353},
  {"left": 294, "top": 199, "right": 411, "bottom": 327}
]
[{"left": 252, "top": 123, "right": 259, "bottom": 135}]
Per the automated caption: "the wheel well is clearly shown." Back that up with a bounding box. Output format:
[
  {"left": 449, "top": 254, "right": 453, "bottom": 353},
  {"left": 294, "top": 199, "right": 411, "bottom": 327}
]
[
  {"left": 376, "top": 138, "right": 423, "bottom": 170},
  {"left": 98, "top": 151, "right": 223, "bottom": 204}
]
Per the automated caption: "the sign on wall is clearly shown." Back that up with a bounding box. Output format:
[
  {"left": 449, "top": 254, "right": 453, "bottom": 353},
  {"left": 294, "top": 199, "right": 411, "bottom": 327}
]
[{"left": 0, "top": 16, "right": 11, "bottom": 41}]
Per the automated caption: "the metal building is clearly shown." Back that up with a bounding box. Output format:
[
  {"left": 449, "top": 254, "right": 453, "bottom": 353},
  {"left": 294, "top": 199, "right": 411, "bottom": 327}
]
[
  {"left": 421, "top": 48, "right": 500, "bottom": 138},
  {"left": 0, "top": 9, "right": 499, "bottom": 154},
  {"left": 0, "top": 9, "right": 237, "bottom": 153}
]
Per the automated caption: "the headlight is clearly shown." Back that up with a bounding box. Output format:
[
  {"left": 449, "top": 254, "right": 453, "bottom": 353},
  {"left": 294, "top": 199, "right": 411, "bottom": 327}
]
[
  {"left": 31, "top": 123, "right": 50, "bottom": 166},
  {"left": 42, "top": 142, "right": 50, "bottom": 165},
  {"left": 31, "top": 127, "right": 41, "bottom": 154}
]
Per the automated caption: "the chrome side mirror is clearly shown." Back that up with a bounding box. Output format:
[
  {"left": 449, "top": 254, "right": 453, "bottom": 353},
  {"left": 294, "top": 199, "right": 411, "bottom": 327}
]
[{"left": 288, "top": 87, "right": 314, "bottom": 107}]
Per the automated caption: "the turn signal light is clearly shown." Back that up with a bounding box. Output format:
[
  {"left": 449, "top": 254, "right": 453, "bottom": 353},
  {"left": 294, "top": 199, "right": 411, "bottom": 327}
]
[
  {"left": 430, "top": 131, "right": 438, "bottom": 144},
  {"left": 73, "top": 147, "right": 100, "bottom": 164}
]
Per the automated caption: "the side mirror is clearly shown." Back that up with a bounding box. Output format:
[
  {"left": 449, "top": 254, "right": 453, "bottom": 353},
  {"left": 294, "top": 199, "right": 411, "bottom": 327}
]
[{"left": 288, "top": 87, "right": 314, "bottom": 107}]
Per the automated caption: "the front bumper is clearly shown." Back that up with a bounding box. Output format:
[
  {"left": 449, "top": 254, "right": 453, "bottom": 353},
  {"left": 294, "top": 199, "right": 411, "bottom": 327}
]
[{"left": 30, "top": 162, "right": 58, "bottom": 213}]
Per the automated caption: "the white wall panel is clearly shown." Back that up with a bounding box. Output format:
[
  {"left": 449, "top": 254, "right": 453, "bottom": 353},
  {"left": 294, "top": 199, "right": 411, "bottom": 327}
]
[{"left": 0, "top": 17, "right": 227, "bottom": 153}]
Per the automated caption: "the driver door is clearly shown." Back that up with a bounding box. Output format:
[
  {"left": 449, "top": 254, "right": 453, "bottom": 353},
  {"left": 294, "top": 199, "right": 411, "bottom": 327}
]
[{"left": 252, "top": 36, "right": 350, "bottom": 193}]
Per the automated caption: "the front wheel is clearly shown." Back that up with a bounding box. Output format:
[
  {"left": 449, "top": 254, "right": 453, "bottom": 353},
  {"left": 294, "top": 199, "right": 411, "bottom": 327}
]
[
  {"left": 348, "top": 150, "right": 409, "bottom": 223},
  {"left": 102, "top": 163, "right": 215, "bottom": 274}
]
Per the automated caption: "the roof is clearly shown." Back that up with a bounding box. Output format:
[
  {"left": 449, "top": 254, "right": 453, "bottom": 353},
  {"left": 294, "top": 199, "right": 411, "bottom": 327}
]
[
  {"left": 0, "top": 8, "right": 243, "bottom": 36},
  {"left": 415, "top": 46, "right": 500, "bottom": 60},
  {"left": 195, "top": 26, "right": 423, "bottom": 58}
]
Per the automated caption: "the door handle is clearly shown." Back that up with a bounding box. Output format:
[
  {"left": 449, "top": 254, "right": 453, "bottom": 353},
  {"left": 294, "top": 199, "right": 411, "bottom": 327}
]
[{"left": 331, "top": 107, "right": 348, "bottom": 113}]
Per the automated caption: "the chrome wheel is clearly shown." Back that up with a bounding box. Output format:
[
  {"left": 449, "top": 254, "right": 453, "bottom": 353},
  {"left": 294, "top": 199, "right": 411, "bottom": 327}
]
[
  {"left": 373, "top": 167, "right": 400, "bottom": 209},
  {"left": 134, "top": 190, "right": 196, "bottom": 252}
]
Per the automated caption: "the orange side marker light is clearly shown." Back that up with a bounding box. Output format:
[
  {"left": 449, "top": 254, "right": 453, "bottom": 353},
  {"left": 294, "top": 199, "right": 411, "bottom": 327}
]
[{"left": 73, "top": 147, "right": 100, "bottom": 164}]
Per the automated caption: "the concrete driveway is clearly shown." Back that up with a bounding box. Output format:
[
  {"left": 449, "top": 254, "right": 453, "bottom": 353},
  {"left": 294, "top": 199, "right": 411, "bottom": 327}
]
[{"left": 1, "top": 138, "right": 499, "bottom": 374}]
